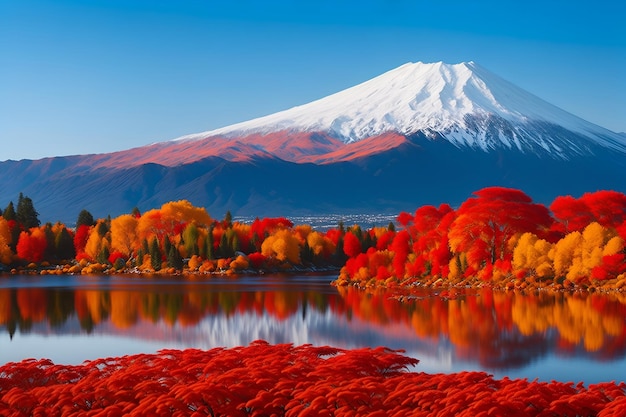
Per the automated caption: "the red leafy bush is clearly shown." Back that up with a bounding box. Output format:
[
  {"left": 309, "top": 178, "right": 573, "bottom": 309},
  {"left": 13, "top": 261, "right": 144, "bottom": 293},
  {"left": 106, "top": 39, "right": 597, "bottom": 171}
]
[{"left": 0, "top": 342, "right": 624, "bottom": 416}]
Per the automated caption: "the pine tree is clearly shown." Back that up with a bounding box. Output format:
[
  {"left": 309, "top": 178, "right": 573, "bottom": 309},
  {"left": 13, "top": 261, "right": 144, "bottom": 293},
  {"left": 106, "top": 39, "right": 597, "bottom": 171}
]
[
  {"left": 230, "top": 233, "right": 240, "bottom": 255},
  {"left": 142, "top": 238, "right": 150, "bottom": 255},
  {"left": 204, "top": 227, "right": 214, "bottom": 260},
  {"left": 76, "top": 209, "right": 95, "bottom": 228},
  {"left": 3, "top": 202, "right": 16, "bottom": 221},
  {"left": 167, "top": 245, "right": 183, "bottom": 270},
  {"left": 97, "top": 245, "right": 110, "bottom": 265},
  {"left": 55, "top": 228, "right": 76, "bottom": 260},
  {"left": 150, "top": 237, "right": 161, "bottom": 271},
  {"left": 163, "top": 236, "right": 172, "bottom": 259},
  {"left": 16, "top": 193, "right": 40, "bottom": 228},
  {"left": 218, "top": 232, "right": 229, "bottom": 258},
  {"left": 96, "top": 221, "right": 108, "bottom": 237},
  {"left": 223, "top": 211, "right": 233, "bottom": 228},
  {"left": 43, "top": 223, "right": 56, "bottom": 260}
]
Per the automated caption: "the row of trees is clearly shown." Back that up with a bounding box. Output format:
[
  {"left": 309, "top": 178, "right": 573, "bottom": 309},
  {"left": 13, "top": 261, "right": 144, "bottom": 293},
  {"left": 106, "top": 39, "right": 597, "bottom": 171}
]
[
  {"left": 2, "top": 187, "right": 626, "bottom": 289},
  {"left": 0, "top": 196, "right": 346, "bottom": 274},
  {"left": 335, "top": 187, "right": 626, "bottom": 290}
]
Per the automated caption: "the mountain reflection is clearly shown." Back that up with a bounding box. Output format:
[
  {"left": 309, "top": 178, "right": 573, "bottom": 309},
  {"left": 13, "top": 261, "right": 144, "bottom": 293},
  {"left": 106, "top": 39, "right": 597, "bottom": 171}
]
[{"left": 1, "top": 276, "right": 625, "bottom": 371}]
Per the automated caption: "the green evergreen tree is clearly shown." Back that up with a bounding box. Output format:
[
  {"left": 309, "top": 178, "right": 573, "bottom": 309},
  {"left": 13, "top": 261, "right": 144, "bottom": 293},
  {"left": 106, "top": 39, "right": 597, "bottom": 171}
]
[
  {"left": 301, "top": 240, "right": 314, "bottom": 264},
  {"left": 218, "top": 232, "right": 229, "bottom": 258},
  {"left": 163, "top": 236, "right": 172, "bottom": 259},
  {"left": 76, "top": 209, "right": 95, "bottom": 228},
  {"left": 16, "top": 193, "right": 40, "bottom": 228},
  {"left": 142, "top": 238, "right": 150, "bottom": 255},
  {"left": 230, "top": 233, "right": 240, "bottom": 255},
  {"left": 223, "top": 210, "right": 233, "bottom": 228},
  {"left": 204, "top": 226, "right": 214, "bottom": 260},
  {"left": 96, "top": 221, "right": 108, "bottom": 237},
  {"left": 43, "top": 223, "right": 56, "bottom": 260},
  {"left": 131, "top": 207, "right": 141, "bottom": 217},
  {"left": 167, "top": 245, "right": 183, "bottom": 270},
  {"left": 3, "top": 202, "right": 15, "bottom": 221},
  {"left": 150, "top": 237, "right": 161, "bottom": 271},
  {"left": 55, "top": 228, "right": 76, "bottom": 260},
  {"left": 97, "top": 245, "right": 110, "bottom": 265},
  {"left": 387, "top": 221, "right": 396, "bottom": 232},
  {"left": 136, "top": 248, "right": 144, "bottom": 266},
  {"left": 333, "top": 236, "right": 347, "bottom": 266}
]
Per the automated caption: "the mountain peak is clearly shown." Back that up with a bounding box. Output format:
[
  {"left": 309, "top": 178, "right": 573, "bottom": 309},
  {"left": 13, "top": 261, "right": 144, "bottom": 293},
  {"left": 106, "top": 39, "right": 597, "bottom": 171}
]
[{"left": 176, "top": 61, "right": 626, "bottom": 158}]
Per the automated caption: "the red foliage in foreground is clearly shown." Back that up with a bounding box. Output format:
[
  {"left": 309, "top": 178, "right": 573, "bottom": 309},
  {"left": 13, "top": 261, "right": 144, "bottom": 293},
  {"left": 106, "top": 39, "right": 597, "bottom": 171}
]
[{"left": 0, "top": 342, "right": 624, "bottom": 416}]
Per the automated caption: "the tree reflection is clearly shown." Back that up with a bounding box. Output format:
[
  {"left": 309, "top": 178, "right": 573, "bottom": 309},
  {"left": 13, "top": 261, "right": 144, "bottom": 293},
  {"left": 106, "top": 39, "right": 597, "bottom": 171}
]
[{"left": 1, "top": 282, "right": 625, "bottom": 369}]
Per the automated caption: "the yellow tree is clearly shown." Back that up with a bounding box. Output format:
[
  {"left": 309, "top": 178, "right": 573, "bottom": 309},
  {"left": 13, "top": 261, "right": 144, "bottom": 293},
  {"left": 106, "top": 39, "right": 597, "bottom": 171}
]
[
  {"left": 550, "top": 222, "right": 621, "bottom": 282},
  {"left": 550, "top": 231, "right": 582, "bottom": 281},
  {"left": 84, "top": 220, "right": 110, "bottom": 261},
  {"left": 0, "top": 218, "right": 12, "bottom": 264},
  {"left": 261, "top": 229, "right": 301, "bottom": 264},
  {"left": 512, "top": 233, "right": 554, "bottom": 279},
  {"left": 307, "top": 231, "right": 335, "bottom": 256},
  {"left": 110, "top": 214, "right": 139, "bottom": 257},
  {"left": 160, "top": 200, "right": 212, "bottom": 228}
]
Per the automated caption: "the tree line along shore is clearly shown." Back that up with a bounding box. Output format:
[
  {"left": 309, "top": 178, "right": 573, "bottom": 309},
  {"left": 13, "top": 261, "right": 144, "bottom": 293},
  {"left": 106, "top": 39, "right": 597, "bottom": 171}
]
[{"left": 1, "top": 187, "right": 625, "bottom": 292}]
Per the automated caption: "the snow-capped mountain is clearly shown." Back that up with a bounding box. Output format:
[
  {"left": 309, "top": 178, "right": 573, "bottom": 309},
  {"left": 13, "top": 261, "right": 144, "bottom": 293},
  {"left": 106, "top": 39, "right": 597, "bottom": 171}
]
[
  {"left": 1, "top": 61, "right": 625, "bottom": 224},
  {"left": 176, "top": 61, "right": 626, "bottom": 159}
]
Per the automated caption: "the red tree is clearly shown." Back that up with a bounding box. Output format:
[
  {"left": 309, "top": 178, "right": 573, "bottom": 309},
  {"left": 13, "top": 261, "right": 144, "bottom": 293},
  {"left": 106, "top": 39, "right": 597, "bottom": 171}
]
[
  {"left": 449, "top": 187, "right": 553, "bottom": 269},
  {"left": 16, "top": 229, "right": 47, "bottom": 262},
  {"left": 343, "top": 231, "right": 362, "bottom": 258}
]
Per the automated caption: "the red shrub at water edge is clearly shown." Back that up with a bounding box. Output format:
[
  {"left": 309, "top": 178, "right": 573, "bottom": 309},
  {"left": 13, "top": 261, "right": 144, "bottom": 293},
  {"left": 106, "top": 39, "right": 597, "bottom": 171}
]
[{"left": 0, "top": 341, "right": 624, "bottom": 416}]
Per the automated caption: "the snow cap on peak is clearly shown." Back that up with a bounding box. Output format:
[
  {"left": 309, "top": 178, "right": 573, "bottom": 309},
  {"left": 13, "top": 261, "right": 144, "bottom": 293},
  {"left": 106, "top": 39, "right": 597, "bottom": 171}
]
[{"left": 175, "top": 61, "right": 625, "bottom": 155}]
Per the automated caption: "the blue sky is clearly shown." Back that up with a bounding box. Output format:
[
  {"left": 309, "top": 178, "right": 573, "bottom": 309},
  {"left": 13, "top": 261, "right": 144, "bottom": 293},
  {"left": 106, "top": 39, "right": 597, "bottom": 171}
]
[{"left": 1, "top": 0, "right": 624, "bottom": 161}]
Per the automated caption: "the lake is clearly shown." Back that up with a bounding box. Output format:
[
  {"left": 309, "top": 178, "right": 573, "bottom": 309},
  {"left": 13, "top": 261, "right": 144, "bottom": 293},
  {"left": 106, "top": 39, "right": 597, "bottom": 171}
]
[{"left": 0, "top": 273, "right": 624, "bottom": 384}]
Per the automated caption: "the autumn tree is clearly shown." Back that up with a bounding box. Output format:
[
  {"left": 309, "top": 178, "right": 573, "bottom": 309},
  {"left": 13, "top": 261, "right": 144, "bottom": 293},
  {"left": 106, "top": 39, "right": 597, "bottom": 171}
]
[
  {"left": 512, "top": 232, "right": 554, "bottom": 279},
  {"left": 74, "top": 224, "right": 91, "bottom": 259},
  {"left": 550, "top": 195, "right": 591, "bottom": 234},
  {"left": 16, "top": 228, "right": 47, "bottom": 262},
  {"left": 343, "top": 231, "right": 362, "bottom": 258},
  {"left": 110, "top": 214, "right": 139, "bottom": 257},
  {"left": 550, "top": 190, "right": 626, "bottom": 234},
  {"left": 581, "top": 190, "right": 626, "bottom": 227},
  {"left": 0, "top": 217, "right": 12, "bottom": 265},
  {"left": 84, "top": 220, "right": 110, "bottom": 261},
  {"left": 448, "top": 187, "right": 553, "bottom": 275},
  {"left": 261, "top": 229, "right": 300, "bottom": 264},
  {"left": 551, "top": 222, "right": 624, "bottom": 283}
]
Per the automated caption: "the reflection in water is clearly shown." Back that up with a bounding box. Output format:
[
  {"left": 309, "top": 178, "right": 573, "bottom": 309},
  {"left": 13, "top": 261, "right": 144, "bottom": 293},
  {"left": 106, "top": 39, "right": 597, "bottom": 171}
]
[{"left": 1, "top": 275, "right": 625, "bottom": 382}]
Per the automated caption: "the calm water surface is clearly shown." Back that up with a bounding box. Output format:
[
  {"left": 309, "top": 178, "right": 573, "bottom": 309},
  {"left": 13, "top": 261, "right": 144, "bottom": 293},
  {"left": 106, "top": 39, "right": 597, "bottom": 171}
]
[{"left": 0, "top": 273, "right": 624, "bottom": 384}]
